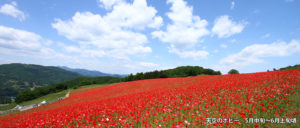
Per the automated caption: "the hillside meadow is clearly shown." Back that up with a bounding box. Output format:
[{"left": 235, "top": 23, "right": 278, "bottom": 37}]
[{"left": 0, "top": 70, "right": 299, "bottom": 127}]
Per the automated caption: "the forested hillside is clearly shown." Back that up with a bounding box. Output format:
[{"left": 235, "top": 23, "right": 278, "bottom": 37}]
[
  {"left": 0, "top": 63, "right": 81, "bottom": 102},
  {"left": 123, "top": 66, "right": 221, "bottom": 81}
]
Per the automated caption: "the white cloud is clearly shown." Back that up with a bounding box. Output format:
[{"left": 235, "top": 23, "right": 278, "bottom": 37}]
[
  {"left": 152, "top": 0, "right": 209, "bottom": 59},
  {"left": 148, "top": 16, "right": 163, "bottom": 29},
  {"left": 0, "top": 26, "right": 46, "bottom": 51},
  {"left": 217, "top": 40, "right": 300, "bottom": 71},
  {"left": 57, "top": 43, "right": 81, "bottom": 53},
  {"left": 123, "top": 61, "right": 160, "bottom": 73},
  {"left": 230, "top": 1, "right": 235, "bottom": 10},
  {"left": 0, "top": 25, "right": 75, "bottom": 66},
  {"left": 52, "top": 0, "right": 161, "bottom": 60},
  {"left": 152, "top": 0, "right": 209, "bottom": 49},
  {"left": 0, "top": 1, "right": 25, "bottom": 21},
  {"left": 57, "top": 43, "right": 107, "bottom": 58},
  {"left": 98, "top": 0, "right": 125, "bottom": 9},
  {"left": 169, "top": 47, "right": 209, "bottom": 60},
  {"left": 212, "top": 15, "right": 247, "bottom": 38},
  {"left": 138, "top": 62, "right": 158, "bottom": 67},
  {"left": 101, "top": 0, "right": 163, "bottom": 29},
  {"left": 220, "top": 44, "right": 228, "bottom": 48}
]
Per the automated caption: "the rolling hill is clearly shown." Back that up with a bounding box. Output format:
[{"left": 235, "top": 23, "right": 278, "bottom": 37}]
[
  {"left": 279, "top": 64, "right": 300, "bottom": 71},
  {"left": 0, "top": 69, "right": 299, "bottom": 127},
  {"left": 0, "top": 63, "right": 81, "bottom": 98}
]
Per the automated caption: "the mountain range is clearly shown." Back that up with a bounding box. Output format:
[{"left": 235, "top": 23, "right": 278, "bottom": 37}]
[{"left": 58, "top": 66, "right": 127, "bottom": 78}]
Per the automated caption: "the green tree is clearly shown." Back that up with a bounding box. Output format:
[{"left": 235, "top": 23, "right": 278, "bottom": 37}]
[
  {"left": 122, "top": 66, "right": 222, "bottom": 82},
  {"left": 228, "top": 69, "right": 239, "bottom": 74},
  {"left": 127, "top": 73, "right": 134, "bottom": 81},
  {"left": 0, "top": 96, "right": 12, "bottom": 104},
  {"left": 135, "top": 72, "right": 144, "bottom": 80}
]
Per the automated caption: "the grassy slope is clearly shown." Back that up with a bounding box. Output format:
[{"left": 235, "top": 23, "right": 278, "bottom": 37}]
[
  {"left": 1, "top": 90, "right": 69, "bottom": 111},
  {"left": 0, "top": 103, "right": 17, "bottom": 111},
  {"left": 280, "top": 65, "right": 300, "bottom": 71},
  {"left": 19, "top": 89, "right": 70, "bottom": 106},
  {"left": 1, "top": 83, "right": 110, "bottom": 111}
]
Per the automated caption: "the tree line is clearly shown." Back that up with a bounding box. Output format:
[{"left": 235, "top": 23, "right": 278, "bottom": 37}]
[
  {"left": 122, "top": 66, "right": 221, "bottom": 82},
  {"left": 15, "top": 76, "right": 121, "bottom": 103}
]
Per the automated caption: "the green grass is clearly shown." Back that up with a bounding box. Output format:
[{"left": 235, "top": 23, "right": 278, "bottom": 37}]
[
  {"left": 280, "top": 65, "right": 300, "bottom": 71},
  {"left": 19, "top": 89, "right": 69, "bottom": 106},
  {"left": 0, "top": 103, "right": 17, "bottom": 111}
]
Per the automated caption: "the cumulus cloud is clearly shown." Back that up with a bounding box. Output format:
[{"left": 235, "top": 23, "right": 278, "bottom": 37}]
[
  {"left": 98, "top": 0, "right": 163, "bottom": 29},
  {"left": 217, "top": 40, "right": 300, "bottom": 70},
  {"left": 57, "top": 42, "right": 107, "bottom": 58},
  {"left": 0, "top": 25, "right": 75, "bottom": 66},
  {"left": 0, "top": 26, "right": 47, "bottom": 52},
  {"left": 52, "top": 0, "right": 162, "bottom": 60},
  {"left": 152, "top": 0, "right": 209, "bottom": 59},
  {"left": 152, "top": 0, "right": 209, "bottom": 49},
  {"left": 101, "top": 0, "right": 163, "bottom": 29},
  {"left": 0, "top": 1, "right": 26, "bottom": 21},
  {"left": 212, "top": 15, "right": 246, "bottom": 38}
]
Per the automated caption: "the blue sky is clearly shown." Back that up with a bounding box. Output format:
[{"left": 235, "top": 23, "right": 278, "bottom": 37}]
[{"left": 0, "top": 0, "right": 299, "bottom": 74}]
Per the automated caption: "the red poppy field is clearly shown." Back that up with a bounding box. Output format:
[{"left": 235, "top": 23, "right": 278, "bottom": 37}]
[{"left": 0, "top": 70, "right": 299, "bottom": 127}]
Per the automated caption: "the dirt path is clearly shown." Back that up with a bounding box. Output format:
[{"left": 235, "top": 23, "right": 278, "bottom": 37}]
[{"left": 65, "top": 90, "right": 70, "bottom": 98}]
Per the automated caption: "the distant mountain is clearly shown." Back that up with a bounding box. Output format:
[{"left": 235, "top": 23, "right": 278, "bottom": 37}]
[
  {"left": 0, "top": 63, "right": 81, "bottom": 98},
  {"left": 58, "top": 66, "right": 127, "bottom": 78}
]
